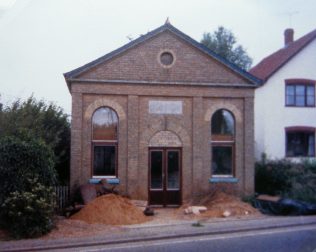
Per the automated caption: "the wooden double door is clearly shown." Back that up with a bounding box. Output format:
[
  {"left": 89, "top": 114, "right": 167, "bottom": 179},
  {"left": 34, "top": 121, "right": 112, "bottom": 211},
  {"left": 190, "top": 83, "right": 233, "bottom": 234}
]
[{"left": 148, "top": 148, "right": 182, "bottom": 207}]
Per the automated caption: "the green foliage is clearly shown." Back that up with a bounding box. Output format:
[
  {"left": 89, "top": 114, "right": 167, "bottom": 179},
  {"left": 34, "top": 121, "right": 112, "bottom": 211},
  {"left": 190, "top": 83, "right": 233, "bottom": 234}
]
[
  {"left": 255, "top": 158, "right": 292, "bottom": 195},
  {"left": 0, "top": 135, "right": 57, "bottom": 206},
  {"left": 1, "top": 178, "right": 55, "bottom": 239},
  {"left": 0, "top": 96, "right": 70, "bottom": 183},
  {"left": 255, "top": 157, "right": 316, "bottom": 203},
  {"left": 201, "top": 26, "right": 253, "bottom": 70},
  {"left": 284, "top": 159, "right": 316, "bottom": 203}
]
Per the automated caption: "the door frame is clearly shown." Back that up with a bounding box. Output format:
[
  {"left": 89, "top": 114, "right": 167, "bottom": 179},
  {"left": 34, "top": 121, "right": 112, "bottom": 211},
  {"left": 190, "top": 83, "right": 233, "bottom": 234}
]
[{"left": 148, "top": 147, "right": 182, "bottom": 207}]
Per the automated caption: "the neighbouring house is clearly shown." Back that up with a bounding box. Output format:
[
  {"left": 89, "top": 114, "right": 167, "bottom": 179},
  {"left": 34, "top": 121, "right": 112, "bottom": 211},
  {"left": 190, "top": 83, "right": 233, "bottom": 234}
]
[
  {"left": 64, "top": 21, "right": 261, "bottom": 206},
  {"left": 251, "top": 28, "right": 316, "bottom": 160}
]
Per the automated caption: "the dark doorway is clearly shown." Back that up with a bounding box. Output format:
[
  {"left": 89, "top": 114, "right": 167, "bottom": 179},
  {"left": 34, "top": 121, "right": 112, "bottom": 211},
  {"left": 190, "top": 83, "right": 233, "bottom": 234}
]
[{"left": 149, "top": 148, "right": 182, "bottom": 206}]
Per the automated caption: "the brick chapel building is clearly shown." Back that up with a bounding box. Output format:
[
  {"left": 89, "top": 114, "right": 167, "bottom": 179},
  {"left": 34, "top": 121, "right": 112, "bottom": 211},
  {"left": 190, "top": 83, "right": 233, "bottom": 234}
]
[{"left": 64, "top": 22, "right": 261, "bottom": 206}]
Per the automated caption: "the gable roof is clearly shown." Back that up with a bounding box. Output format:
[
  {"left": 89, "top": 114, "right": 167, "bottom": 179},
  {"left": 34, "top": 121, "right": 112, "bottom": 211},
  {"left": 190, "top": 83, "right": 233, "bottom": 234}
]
[
  {"left": 64, "top": 23, "right": 261, "bottom": 86},
  {"left": 250, "top": 28, "right": 316, "bottom": 82}
]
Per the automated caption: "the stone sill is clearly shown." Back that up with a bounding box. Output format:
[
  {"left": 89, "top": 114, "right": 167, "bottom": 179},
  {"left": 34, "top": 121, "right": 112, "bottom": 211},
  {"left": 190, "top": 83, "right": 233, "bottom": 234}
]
[
  {"left": 209, "top": 177, "right": 239, "bottom": 183},
  {"left": 89, "top": 178, "right": 120, "bottom": 185}
]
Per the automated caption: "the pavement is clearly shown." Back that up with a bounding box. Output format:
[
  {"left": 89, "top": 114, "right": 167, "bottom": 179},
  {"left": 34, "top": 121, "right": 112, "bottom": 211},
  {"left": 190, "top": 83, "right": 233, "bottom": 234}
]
[{"left": 1, "top": 215, "right": 316, "bottom": 251}]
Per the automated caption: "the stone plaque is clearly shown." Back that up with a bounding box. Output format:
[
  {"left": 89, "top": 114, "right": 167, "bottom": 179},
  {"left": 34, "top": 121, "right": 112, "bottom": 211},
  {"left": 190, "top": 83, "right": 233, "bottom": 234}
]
[{"left": 149, "top": 101, "right": 182, "bottom": 114}]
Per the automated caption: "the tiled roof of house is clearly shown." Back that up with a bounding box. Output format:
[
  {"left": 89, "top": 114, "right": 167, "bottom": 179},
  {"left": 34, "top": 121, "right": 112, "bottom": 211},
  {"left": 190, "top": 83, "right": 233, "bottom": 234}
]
[
  {"left": 250, "top": 28, "right": 316, "bottom": 82},
  {"left": 64, "top": 23, "right": 261, "bottom": 85}
]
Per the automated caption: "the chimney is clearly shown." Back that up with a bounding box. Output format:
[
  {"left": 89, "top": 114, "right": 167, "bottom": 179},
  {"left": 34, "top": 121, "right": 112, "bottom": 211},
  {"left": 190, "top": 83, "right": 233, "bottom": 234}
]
[{"left": 284, "top": 28, "right": 294, "bottom": 46}]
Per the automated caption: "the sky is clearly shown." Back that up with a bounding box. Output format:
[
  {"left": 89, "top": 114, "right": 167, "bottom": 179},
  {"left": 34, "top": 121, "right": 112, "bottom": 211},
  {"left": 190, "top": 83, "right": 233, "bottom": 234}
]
[{"left": 0, "top": 0, "right": 316, "bottom": 114}]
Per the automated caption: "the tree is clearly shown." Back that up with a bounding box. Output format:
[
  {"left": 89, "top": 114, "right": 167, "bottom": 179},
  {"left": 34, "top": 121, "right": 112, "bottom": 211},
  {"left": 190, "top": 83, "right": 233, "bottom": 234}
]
[
  {"left": 201, "top": 26, "right": 253, "bottom": 70},
  {"left": 0, "top": 96, "right": 70, "bottom": 183}
]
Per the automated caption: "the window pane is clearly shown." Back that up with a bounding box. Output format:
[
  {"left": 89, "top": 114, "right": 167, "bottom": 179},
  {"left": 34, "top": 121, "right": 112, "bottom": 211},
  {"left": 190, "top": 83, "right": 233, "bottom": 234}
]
[
  {"left": 307, "top": 86, "right": 315, "bottom": 96},
  {"left": 167, "top": 151, "right": 179, "bottom": 189},
  {"left": 295, "top": 85, "right": 305, "bottom": 95},
  {"left": 286, "top": 132, "right": 314, "bottom": 157},
  {"left": 286, "top": 95, "right": 295, "bottom": 105},
  {"left": 93, "top": 146, "right": 116, "bottom": 176},
  {"left": 307, "top": 86, "right": 315, "bottom": 106},
  {"left": 307, "top": 95, "right": 315, "bottom": 106},
  {"left": 211, "top": 109, "right": 235, "bottom": 136},
  {"left": 150, "top": 151, "right": 163, "bottom": 189},
  {"left": 212, "top": 146, "right": 233, "bottom": 176},
  {"left": 92, "top": 107, "right": 118, "bottom": 140},
  {"left": 286, "top": 85, "right": 295, "bottom": 95},
  {"left": 295, "top": 95, "right": 305, "bottom": 106}
]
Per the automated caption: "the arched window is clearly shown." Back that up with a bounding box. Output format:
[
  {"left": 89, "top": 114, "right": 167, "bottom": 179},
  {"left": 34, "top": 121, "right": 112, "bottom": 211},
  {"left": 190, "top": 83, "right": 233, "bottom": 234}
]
[
  {"left": 211, "top": 109, "right": 235, "bottom": 176},
  {"left": 92, "top": 107, "right": 118, "bottom": 177},
  {"left": 211, "top": 109, "right": 234, "bottom": 139}
]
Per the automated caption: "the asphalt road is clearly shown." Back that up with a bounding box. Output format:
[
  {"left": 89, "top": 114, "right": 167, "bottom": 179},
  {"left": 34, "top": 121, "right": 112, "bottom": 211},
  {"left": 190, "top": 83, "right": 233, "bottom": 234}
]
[{"left": 68, "top": 224, "right": 316, "bottom": 252}]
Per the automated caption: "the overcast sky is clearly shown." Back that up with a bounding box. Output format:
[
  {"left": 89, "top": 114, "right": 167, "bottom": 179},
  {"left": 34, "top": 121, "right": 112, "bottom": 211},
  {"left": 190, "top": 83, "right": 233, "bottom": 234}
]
[{"left": 0, "top": 0, "right": 315, "bottom": 113}]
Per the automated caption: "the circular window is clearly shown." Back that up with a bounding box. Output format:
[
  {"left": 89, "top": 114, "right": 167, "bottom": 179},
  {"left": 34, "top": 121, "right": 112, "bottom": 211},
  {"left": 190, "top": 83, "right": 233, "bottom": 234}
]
[{"left": 160, "top": 52, "right": 174, "bottom": 66}]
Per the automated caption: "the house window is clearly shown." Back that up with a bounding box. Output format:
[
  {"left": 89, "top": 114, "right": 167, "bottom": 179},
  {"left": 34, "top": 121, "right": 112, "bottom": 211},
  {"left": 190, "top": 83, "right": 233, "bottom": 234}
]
[
  {"left": 286, "top": 127, "right": 315, "bottom": 157},
  {"left": 92, "top": 107, "right": 118, "bottom": 177},
  {"left": 285, "top": 80, "right": 315, "bottom": 107},
  {"left": 211, "top": 109, "right": 235, "bottom": 176}
]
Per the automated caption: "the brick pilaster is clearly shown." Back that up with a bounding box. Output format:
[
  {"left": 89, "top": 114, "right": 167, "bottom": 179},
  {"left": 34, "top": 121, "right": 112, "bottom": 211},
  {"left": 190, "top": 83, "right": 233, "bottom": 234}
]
[
  {"left": 244, "top": 97, "right": 255, "bottom": 194},
  {"left": 127, "top": 95, "right": 139, "bottom": 197},
  {"left": 70, "top": 92, "right": 83, "bottom": 196}
]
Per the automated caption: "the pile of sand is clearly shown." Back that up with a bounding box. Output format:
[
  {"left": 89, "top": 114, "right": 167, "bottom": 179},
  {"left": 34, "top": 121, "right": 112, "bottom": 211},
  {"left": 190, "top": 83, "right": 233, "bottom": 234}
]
[
  {"left": 182, "top": 191, "right": 259, "bottom": 218},
  {"left": 71, "top": 194, "right": 150, "bottom": 225},
  {"left": 201, "top": 192, "right": 259, "bottom": 218}
]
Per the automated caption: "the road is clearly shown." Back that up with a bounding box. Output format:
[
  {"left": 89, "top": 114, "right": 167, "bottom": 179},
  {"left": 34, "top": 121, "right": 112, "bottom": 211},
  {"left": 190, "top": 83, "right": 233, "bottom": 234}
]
[{"left": 54, "top": 224, "right": 316, "bottom": 252}]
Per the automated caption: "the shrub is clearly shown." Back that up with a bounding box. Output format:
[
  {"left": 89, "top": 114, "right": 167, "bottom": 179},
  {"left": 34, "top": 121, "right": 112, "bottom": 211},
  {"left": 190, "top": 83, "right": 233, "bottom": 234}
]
[
  {"left": 0, "top": 96, "right": 70, "bottom": 183},
  {"left": 0, "top": 134, "right": 57, "bottom": 207},
  {"left": 1, "top": 178, "right": 55, "bottom": 239},
  {"left": 255, "top": 157, "right": 316, "bottom": 203},
  {"left": 284, "top": 159, "right": 316, "bottom": 203},
  {"left": 255, "top": 158, "right": 293, "bottom": 195}
]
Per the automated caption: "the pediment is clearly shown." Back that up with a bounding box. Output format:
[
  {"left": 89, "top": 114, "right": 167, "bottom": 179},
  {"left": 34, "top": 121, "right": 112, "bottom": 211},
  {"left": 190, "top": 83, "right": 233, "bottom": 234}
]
[{"left": 65, "top": 24, "right": 260, "bottom": 87}]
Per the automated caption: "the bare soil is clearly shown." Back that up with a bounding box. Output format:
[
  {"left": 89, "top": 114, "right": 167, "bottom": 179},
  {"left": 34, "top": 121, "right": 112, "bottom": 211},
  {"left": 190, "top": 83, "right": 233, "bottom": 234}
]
[{"left": 0, "top": 192, "right": 260, "bottom": 240}]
